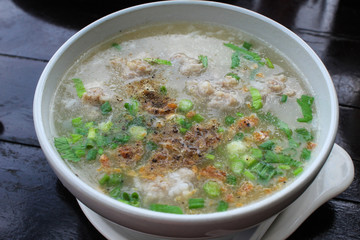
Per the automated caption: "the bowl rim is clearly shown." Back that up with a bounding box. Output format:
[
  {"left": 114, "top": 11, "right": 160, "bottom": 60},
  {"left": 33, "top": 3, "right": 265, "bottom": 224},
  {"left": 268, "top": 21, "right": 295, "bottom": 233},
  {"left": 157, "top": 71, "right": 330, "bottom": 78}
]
[{"left": 33, "top": 0, "right": 338, "bottom": 226}]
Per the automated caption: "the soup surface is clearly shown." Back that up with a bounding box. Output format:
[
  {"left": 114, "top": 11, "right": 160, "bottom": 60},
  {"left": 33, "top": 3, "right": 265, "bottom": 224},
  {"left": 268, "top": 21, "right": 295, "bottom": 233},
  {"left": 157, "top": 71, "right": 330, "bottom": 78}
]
[{"left": 51, "top": 23, "right": 317, "bottom": 214}]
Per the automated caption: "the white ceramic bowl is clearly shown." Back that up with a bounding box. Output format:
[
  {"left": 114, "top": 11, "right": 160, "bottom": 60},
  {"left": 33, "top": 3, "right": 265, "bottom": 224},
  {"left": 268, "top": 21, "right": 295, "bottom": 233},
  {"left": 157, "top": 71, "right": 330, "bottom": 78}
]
[{"left": 33, "top": 1, "right": 338, "bottom": 238}]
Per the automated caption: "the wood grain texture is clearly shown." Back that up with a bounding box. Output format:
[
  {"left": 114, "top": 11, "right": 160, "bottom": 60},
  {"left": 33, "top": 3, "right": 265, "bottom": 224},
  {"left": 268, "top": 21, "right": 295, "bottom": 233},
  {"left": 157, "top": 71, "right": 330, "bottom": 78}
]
[
  {"left": 0, "top": 141, "right": 105, "bottom": 240},
  {"left": 0, "top": 55, "right": 44, "bottom": 146}
]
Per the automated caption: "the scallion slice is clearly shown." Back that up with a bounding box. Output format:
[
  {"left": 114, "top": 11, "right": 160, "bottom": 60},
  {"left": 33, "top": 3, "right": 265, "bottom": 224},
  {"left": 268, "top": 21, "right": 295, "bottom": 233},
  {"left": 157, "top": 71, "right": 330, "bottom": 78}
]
[
  {"left": 188, "top": 198, "right": 205, "bottom": 209},
  {"left": 71, "top": 117, "right": 83, "bottom": 127},
  {"left": 297, "top": 95, "right": 314, "bottom": 123},
  {"left": 225, "top": 116, "right": 236, "bottom": 125},
  {"left": 231, "top": 51, "right": 240, "bottom": 69},
  {"left": 216, "top": 200, "right": 228, "bottom": 212},
  {"left": 293, "top": 167, "right": 303, "bottom": 176},
  {"left": 198, "top": 55, "right": 208, "bottom": 68},
  {"left": 178, "top": 99, "right": 194, "bottom": 112},
  {"left": 301, "top": 148, "right": 311, "bottom": 160},
  {"left": 100, "top": 101, "right": 112, "bottom": 115},
  {"left": 242, "top": 41, "right": 252, "bottom": 50},
  {"left": 265, "top": 57, "right": 274, "bottom": 69},
  {"left": 144, "top": 58, "right": 172, "bottom": 66},
  {"left": 72, "top": 78, "right": 86, "bottom": 98},
  {"left": 150, "top": 204, "right": 183, "bottom": 214},
  {"left": 226, "top": 72, "right": 240, "bottom": 81},
  {"left": 280, "top": 94, "right": 288, "bottom": 103},
  {"left": 86, "top": 148, "right": 97, "bottom": 161},
  {"left": 203, "top": 181, "right": 221, "bottom": 198},
  {"left": 111, "top": 43, "right": 121, "bottom": 50},
  {"left": 249, "top": 87, "right": 263, "bottom": 110}
]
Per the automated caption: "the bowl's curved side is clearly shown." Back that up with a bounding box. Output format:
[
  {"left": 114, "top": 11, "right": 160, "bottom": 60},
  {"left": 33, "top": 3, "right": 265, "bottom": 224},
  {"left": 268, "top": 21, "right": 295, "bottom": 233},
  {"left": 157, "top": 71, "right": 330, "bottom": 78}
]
[{"left": 33, "top": 1, "right": 338, "bottom": 238}]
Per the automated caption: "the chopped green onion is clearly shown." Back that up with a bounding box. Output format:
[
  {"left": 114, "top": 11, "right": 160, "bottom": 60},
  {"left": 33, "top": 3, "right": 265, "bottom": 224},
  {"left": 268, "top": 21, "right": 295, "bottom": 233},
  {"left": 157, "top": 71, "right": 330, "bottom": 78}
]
[
  {"left": 226, "top": 73, "right": 240, "bottom": 81},
  {"left": 233, "top": 132, "right": 244, "bottom": 141},
  {"left": 146, "top": 141, "right": 158, "bottom": 151},
  {"left": 277, "top": 154, "right": 301, "bottom": 167},
  {"left": 70, "top": 134, "right": 83, "bottom": 143},
  {"left": 111, "top": 43, "right": 121, "bottom": 50},
  {"left": 242, "top": 154, "right": 256, "bottom": 166},
  {"left": 87, "top": 127, "right": 96, "bottom": 140},
  {"left": 230, "top": 160, "right": 245, "bottom": 175},
  {"left": 113, "top": 134, "right": 130, "bottom": 144},
  {"left": 96, "top": 135, "right": 110, "bottom": 147},
  {"left": 264, "top": 150, "right": 278, "bottom": 163},
  {"left": 97, "top": 148, "right": 104, "bottom": 155},
  {"left": 217, "top": 127, "right": 225, "bottom": 133},
  {"left": 253, "top": 162, "right": 277, "bottom": 181},
  {"left": 75, "top": 127, "right": 87, "bottom": 136},
  {"left": 128, "top": 125, "right": 147, "bottom": 141},
  {"left": 198, "top": 55, "right": 208, "bottom": 68},
  {"left": 278, "top": 164, "right": 291, "bottom": 170},
  {"left": 131, "top": 192, "right": 139, "bottom": 201},
  {"left": 223, "top": 43, "right": 262, "bottom": 62},
  {"left": 225, "top": 116, "right": 236, "bottom": 125},
  {"left": 119, "top": 192, "right": 140, "bottom": 207},
  {"left": 203, "top": 181, "right": 221, "bottom": 198},
  {"left": 243, "top": 170, "right": 256, "bottom": 180},
  {"left": 192, "top": 113, "right": 205, "bottom": 123},
  {"left": 217, "top": 200, "right": 228, "bottom": 212},
  {"left": 226, "top": 141, "right": 247, "bottom": 157},
  {"left": 179, "top": 127, "right": 188, "bottom": 134},
  {"left": 99, "top": 121, "right": 113, "bottom": 133},
  {"left": 178, "top": 99, "right": 194, "bottom": 112},
  {"left": 231, "top": 51, "right": 240, "bottom": 69},
  {"left": 301, "top": 148, "right": 311, "bottom": 160},
  {"left": 71, "top": 117, "right": 83, "bottom": 127},
  {"left": 85, "top": 138, "right": 96, "bottom": 148},
  {"left": 178, "top": 117, "right": 192, "bottom": 129},
  {"left": 293, "top": 167, "right": 303, "bottom": 176},
  {"left": 257, "top": 112, "right": 292, "bottom": 138},
  {"left": 107, "top": 173, "right": 123, "bottom": 187},
  {"left": 124, "top": 99, "right": 139, "bottom": 116},
  {"left": 242, "top": 41, "right": 252, "bottom": 50},
  {"left": 265, "top": 57, "right": 274, "bottom": 69},
  {"left": 288, "top": 138, "right": 300, "bottom": 149},
  {"left": 205, "top": 154, "right": 215, "bottom": 160},
  {"left": 100, "top": 101, "right": 112, "bottom": 115},
  {"left": 109, "top": 186, "right": 122, "bottom": 199},
  {"left": 128, "top": 116, "right": 145, "bottom": 127},
  {"left": 236, "top": 112, "right": 244, "bottom": 117},
  {"left": 297, "top": 95, "right": 314, "bottom": 123},
  {"left": 122, "top": 192, "right": 131, "bottom": 202},
  {"left": 250, "top": 148, "right": 263, "bottom": 160},
  {"left": 226, "top": 175, "right": 237, "bottom": 185},
  {"left": 188, "top": 198, "right": 205, "bottom": 209},
  {"left": 250, "top": 87, "right": 263, "bottom": 110},
  {"left": 72, "top": 78, "right": 86, "bottom": 98},
  {"left": 54, "top": 137, "right": 80, "bottom": 162},
  {"left": 160, "top": 85, "right": 167, "bottom": 95},
  {"left": 295, "top": 128, "right": 314, "bottom": 141},
  {"left": 86, "top": 148, "right": 97, "bottom": 160},
  {"left": 144, "top": 58, "right": 172, "bottom": 66},
  {"left": 280, "top": 94, "right": 288, "bottom": 103},
  {"left": 150, "top": 204, "right": 183, "bottom": 214},
  {"left": 99, "top": 174, "right": 110, "bottom": 185},
  {"left": 259, "top": 140, "right": 275, "bottom": 150},
  {"left": 85, "top": 122, "right": 94, "bottom": 128}
]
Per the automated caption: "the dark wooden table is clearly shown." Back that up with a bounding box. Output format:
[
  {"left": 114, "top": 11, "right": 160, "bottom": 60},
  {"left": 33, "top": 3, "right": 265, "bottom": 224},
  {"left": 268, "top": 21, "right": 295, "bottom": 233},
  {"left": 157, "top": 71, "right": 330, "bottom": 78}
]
[{"left": 1, "top": 0, "right": 359, "bottom": 239}]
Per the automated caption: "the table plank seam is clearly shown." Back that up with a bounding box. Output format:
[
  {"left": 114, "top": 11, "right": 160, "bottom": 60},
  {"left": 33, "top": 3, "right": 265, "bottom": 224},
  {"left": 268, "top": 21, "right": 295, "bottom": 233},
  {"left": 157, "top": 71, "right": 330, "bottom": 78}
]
[{"left": 0, "top": 53, "right": 49, "bottom": 63}]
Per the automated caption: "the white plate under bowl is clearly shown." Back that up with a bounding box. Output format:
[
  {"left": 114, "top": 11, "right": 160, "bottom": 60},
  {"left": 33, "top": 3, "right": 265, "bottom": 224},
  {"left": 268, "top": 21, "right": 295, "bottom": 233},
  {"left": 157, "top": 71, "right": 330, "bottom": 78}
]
[{"left": 77, "top": 144, "right": 354, "bottom": 240}]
